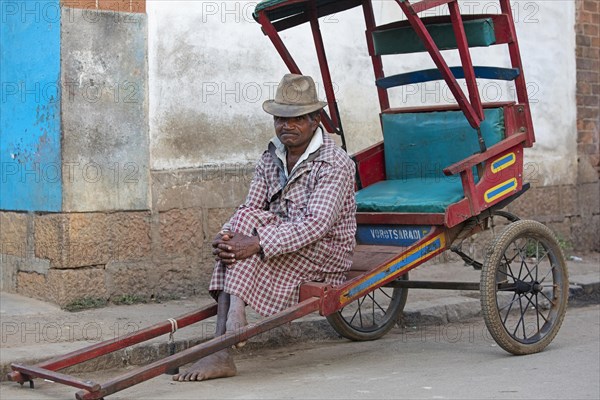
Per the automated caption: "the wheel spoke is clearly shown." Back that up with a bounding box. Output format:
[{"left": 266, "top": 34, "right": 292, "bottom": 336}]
[
  {"left": 534, "top": 250, "right": 550, "bottom": 268},
  {"left": 505, "top": 247, "right": 523, "bottom": 268},
  {"left": 538, "top": 264, "right": 556, "bottom": 284},
  {"left": 348, "top": 311, "right": 357, "bottom": 325},
  {"left": 373, "top": 292, "right": 388, "bottom": 315},
  {"left": 513, "top": 242, "right": 526, "bottom": 281},
  {"left": 513, "top": 295, "right": 527, "bottom": 339},
  {"left": 501, "top": 292, "right": 518, "bottom": 324},
  {"left": 498, "top": 292, "right": 520, "bottom": 312},
  {"left": 498, "top": 257, "right": 518, "bottom": 281},
  {"left": 370, "top": 292, "right": 375, "bottom": 323},
  {"left": 538, "top": 308, "right": 550, "bottom": 324},
  {"left": 348, "top": 300, "right": 361, "bottom": 325},
  {"left": 535, "top": 293, "right": 540, "bottom": 333},
  {"left": 519, "top": 242, "right": 534, "bottom": 282},
  {"left": 539, "top": 289, "right": 556, "bottom": 307},
  {"left": 358, "top": 297, "right": 364, "bottom": 328}
]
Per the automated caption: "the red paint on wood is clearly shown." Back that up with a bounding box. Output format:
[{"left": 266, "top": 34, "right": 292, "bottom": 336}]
[
  {"left": 357, "top": 212, "right": 445, "bottom": 226},
  {"left": 17, "top": 304, "right": 217, "bottom": 373},
  {"left": 76, "top": 299, "right": 320, "bottom": 400},
  {"left": 352, "top": 141, "right": 385, "bottom": 189}
]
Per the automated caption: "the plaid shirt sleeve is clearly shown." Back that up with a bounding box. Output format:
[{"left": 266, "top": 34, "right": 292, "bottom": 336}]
[
  {"left": 222, "top": 160, "right": 269, "bottom": 231},
  {"left": 256, "top": 162, "right": 354, "bottom": 259}
]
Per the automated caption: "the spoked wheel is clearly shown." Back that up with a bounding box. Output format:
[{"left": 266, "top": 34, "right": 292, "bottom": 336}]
[
  {"left": 326, "top": 273, "right": 409, "bottom": 341},
  {"left": 480, "top": 220, "right": 569, "bottom": 355},
  {"left": 454, "top": 210, "right": 520, "bottom": 270}
]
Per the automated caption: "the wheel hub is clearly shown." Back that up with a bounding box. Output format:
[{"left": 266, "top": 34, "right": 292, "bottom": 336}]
[{"left": 515, "top": 280, "right": 543, "bottom": 294}]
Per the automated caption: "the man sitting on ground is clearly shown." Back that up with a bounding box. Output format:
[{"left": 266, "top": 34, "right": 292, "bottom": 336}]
[{"left": 174, "top": 74, "right": 357, "bottom": 382}]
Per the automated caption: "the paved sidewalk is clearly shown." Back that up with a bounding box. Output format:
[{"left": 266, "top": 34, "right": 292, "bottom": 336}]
[{"left": 1, "top": 253, "right": 598, "bottom": 381}]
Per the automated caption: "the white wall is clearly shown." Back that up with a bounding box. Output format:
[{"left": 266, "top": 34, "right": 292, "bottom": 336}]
[{"left": 148, "top": 0, "right": 577, "bottom": 185}]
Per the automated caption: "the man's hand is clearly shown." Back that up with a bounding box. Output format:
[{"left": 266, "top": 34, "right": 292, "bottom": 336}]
[{"left": 212, "top": 231, "right": 261, "bottom": 266}]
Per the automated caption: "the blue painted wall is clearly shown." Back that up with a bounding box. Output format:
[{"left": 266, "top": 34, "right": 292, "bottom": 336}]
[{"left": 1, "top": 0, "right": 62, "bottom": 211}]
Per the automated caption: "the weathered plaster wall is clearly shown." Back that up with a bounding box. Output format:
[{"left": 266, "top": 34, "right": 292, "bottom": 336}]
[
  {"left": 0, "top": 0, "right": 62, "bottom": 211},
  {"left": 60, "top": 7, "right": 150, "bottom": 211},
  {"left": 148, "top": 0, "right": 578, "bottom": 187}
]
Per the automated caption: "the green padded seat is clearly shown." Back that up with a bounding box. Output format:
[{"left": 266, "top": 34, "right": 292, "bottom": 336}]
[
  {"left": 373, "top": 18, "right": 496, "bottom": 55},
  {"left": 355, "top": 177, "right": 464, "bottom": 213},
  {"left": 356, "top": 108, "right": 505, "bottom": 213},
  {"left": 384, "top": 108, "right": 505, "bottom": 180}
]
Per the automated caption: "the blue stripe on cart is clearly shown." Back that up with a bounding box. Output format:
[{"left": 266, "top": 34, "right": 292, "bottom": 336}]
[
  {"left": 484, "top": 178, "right": 517, "bottom": 203},
  {"left": 345, "top": 235, "right": 443, "bottom": 299},
  {"left": 491, "top": 153, "right": 515, "bottom": 173}
]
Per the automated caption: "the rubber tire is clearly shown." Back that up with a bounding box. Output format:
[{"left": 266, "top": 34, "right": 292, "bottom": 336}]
[
  {"left": 480, "top": 220, "right": 569, "bottom": 355},
  {"left": 326, "top": 273, "right": 409, "bottom": 341}
]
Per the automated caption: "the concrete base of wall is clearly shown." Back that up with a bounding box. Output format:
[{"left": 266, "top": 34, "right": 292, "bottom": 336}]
[{"left": 1, "top": 164, "right": 598, "bottom": 308}]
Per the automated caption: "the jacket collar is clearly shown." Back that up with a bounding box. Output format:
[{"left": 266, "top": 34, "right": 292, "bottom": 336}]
[
  {"left": 267, "top": 129, "right": 340, "bottom": 189},
  {"left": 270, "top": 128, "right": 324, "bottom": 178}
]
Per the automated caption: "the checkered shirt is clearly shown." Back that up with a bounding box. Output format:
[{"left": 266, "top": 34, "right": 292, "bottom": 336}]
[{"left": 209, "top": 131, "right": 357, "bottom": 316}]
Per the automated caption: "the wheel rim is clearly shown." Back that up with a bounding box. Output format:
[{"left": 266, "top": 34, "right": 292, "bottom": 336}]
[
  {"left": 337, "top": 286, "right": 401, "bottom": 333},
  {"left": 495, "top": 234, "right": 565, "bottom": 345}
]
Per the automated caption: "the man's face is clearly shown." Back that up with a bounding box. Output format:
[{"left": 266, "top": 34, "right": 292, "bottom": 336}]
[{"left": 274, "top": 113, "right": 321, "bottom": 153}]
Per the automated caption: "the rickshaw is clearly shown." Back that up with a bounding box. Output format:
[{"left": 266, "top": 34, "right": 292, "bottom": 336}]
[{"left": 8, "top": 1, "right": 569, "bottom": 398}]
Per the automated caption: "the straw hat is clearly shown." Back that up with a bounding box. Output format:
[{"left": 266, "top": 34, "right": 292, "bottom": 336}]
[{"left": 263, "top": 74, "right": 327, "bottom": 117}]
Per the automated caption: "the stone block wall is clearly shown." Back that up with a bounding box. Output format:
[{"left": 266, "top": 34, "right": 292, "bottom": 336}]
[
  {"left": 2, "top": 207, "right": 210, "bottom": 306},
  {"left": 0, "top": 162, "right": 255, "bottom": 306}
]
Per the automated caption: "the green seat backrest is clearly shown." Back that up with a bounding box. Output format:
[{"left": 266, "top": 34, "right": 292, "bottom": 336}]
[
  {"left": 382, "top": 108, "right": 505, "bottom": 180},
  {"left": 373, "top": 18, "right": 496, "bottom": 55}
]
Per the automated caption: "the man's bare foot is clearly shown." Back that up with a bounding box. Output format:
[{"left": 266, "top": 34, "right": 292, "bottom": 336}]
[{"left": 173, "top": 350, "right": 236, "bottom": 382}]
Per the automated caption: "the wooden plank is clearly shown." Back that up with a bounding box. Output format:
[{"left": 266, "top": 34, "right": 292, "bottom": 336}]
[
  {"left": 351, "top": 246, "right": 408, "bottom": 271},
  {"left": 443, "top": 133, "right": 526, "bottom": 175},
  {"left": 373, "top": 14, "right": 511, "bottom": 44},
  {"left": 376, "top": 66, "right": 520, "bottom": 89},
  {"left": 356, "top": 212, "right": 445, "bottom": 226}
]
